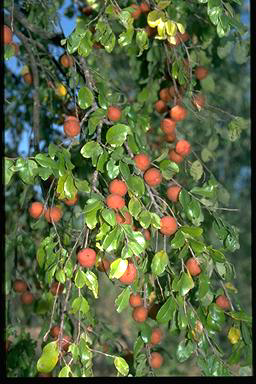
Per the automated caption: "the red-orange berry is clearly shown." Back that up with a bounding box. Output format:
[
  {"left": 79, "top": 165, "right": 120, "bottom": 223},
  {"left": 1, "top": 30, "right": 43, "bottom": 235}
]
[
  {"left": 130, "top": 4, "right": 142, "bottom": 20},
  {"left": 159, "top": 88, "right": 171, "bottom": 102},
  {"left": 106, "top": 194, "right": 125, "bottom": 210},
  {"left": 166, "top": 185, "right": 181, "bottom": 202},
  {"left": 129, "top": 293, "right": 142, "bottom": 308},
  {"left": 132, "top": 306, "right": 148, "bottom": 322},
  {"left": 64, "top": 116, "right": 80, "bottom": 138},
  {"left": 185, "top": 257, "right": 201, "bottom": 276},
  {"left": 143, "top": 229, "right": 151, "bottom": 241},
  {"left": 21, "top": 292, "right": 33, "bottom": 305},
  {"left": 140, "top": 2, "right": 150, "bottom": 13},
  {"left": 44, "top": 206, "right": 62, "bottom": 223},
  {"left": 4, "top": 25, "right": 12, "bottom": 45},
  {"left": 60, "top": 54, "right": 74, "bottom": 68},
  {"left": 192, "top": 93, "right": 205, "bottom": 109},
  {"left": 155, "top": 100, "right": 167, "bottom": 114},
  {"left": 215, "top": 295, "right": 231, "bottom": 310},
  {"left": 164, "top": 133, "right": 176, "bottom": 142},
  {"left": 97, "top": 259, "right": 111, "bottom": 272},
  {"left": 60, "top": 335, "right": 72, "bottom": 352},
  {"left": 195, "top": 66, "right": 208, "bottom": 80},
  {"left": 64, "top": 193, "right": 78, "bottom": 206},
  {"left": 160, "top": 118, "right": 176, "bottom": 135},
  {"left": 13, "top": 279, "right": 28, "bottom": 293},
  {"left": 149, "top": 352, "right": 164, "bottom": 369},
  {"left": 160, "top": 216, "right": 177, "bottom": 236},
  {"left": 170, "top": 105, "right": 187, "bottom": 121},
  {"left": 134, "top": 153, "right": 151, "bottom": 171},
  {"left": 50, "top": 325, "right": 61, "bottom": 338},
  {"left": 23, "top": 72, "right": 33, "bottom": 85},
  {"left": 107, "top": 106, "right": 122, "bottom": 122},
  {"left": 169, "top": 149, "right": 183, "bottom": 164},
  {"left": 77, "top": 248, "right": 97, "bottom": 268},
  {"left": 119, "top": 262, "right": 137, "bottom": 285},
  {"left": 144, "top": 168, "right": 162, "bottom": 187},
  {"left": 150, "top": 328, "right": 163, "bottom": 345},
  {"left": 175, "top": 139, "right": 191, "bottom": 156},
  {"left": 29, "top": 202, "right": 44, "bottom": 219},
  {"left": 109, "top": 179, "right": 127, "bottom": 196}
]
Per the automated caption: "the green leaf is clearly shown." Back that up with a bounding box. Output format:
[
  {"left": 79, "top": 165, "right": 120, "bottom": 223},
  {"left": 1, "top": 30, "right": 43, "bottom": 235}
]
[
  {"left": 208, "top": 6, "right": 222, "bottom": 25},
  {"left": 119, "top": 161, "right": 131, "bottom": 179},
  {"left": 118, "top": 28, "right": 134, "bottom": 47},
  {"left": 84, "top": 271, "right": 99, "bottom": 298},
  {"left": 19, "top": 159, "right": 38, "bottom": 184},
  {"left": 127, "top": 175, "right": 145, "bottom": 198},
  {"left": 58, "top": 366, "right": 71, "bottom": 377},
  {"left": 190, "top": 160, "right": 203, "bottom": 181},
  {"left": 75, "top": 269, "right": 87, "bottom": 289},
  {"left": 181, "top": 226, "right": 203, "bottom": 237},
  {"left": 176, "top": 339, "right": 196, "bottom": 363},
  {"left": 171, "top": 230, "right": 185, "bottom": 249},
  {"left": 37, "top": 341, "right": 58, "bottom": 373},
  {"left": 138, "top": 210, "right": 151, "bottom": 229},
  {"left": 78, "top": 86, "right": 94, "bottom": 109},
  {"left": 228, "top": 311, "right": 252, "bottom": 324},
  {"left": 115, "top": 287, "right": 130, "bottom": 313},
  {"left": 80, "top": 141, "right": 103, "bottom": 166},
  {"left": 106, "top": 124, "right": 131, "bottom": 147},
  {"left": 5, "top": 158, "right": 15, "bottom": 185},
  {"left": 133, "top": 336, "right": 144, "bottom": 357},
  {"left": 55, "top": 269, "right": 66, "bottom": 284},
  {"left": 160, "top": 160, "right": 179, "bottom": 179},
  {"left": 75, "top": 179, "right": 91, "bottom": 193},
  {"left": 64, "top": 173, "right": 77, "bottom": 199},
  {"left": 102, "top": 208, "right": 116, "bottom": 226},
  {"left": 70, "top": 296, "right": 89, "bottom": 315},
  {"left": 156, "top": 296, "right": 176, "bottom": 324},
  {"left": 217, "top": 41, "right": 233, "bottom": 59},
  {"left": 151, "top": 213, "right": 161, "bottom": 228},
  {"left": 35, "top": 154, "right": 57, "bottom": 169},
  {"left": 178, "top": 272, "right": 195, "bottom": 296},
  {"left": 201, "top": 74, "right": 215, "bottom": 93},
  {"left": 109, "top": 258, "right": 128, "bottom": 279},
  {"left": 136, "top": 29, "right": 149, "bottom": 56},
  {"left": 37, "top": 247, "right": 46, "bottom": 268},
  {"left": 128, "top": 197, "right": 142, "bottom": 219},
  {"left": 106, "top": 159, "right": 119, "bottom": 179},
  {"left": 114, "top": 356, "right": 129, "bottom": 376},
  {"left": 151, "top": 250, "right": 168, "bottom": 276},
  {"left": 227, "top": 117, "right": 248, "bottom": 142},
  {"left": 102, "top": 226, "right": 120, "bottom": 252},
  {"left": 78, "top": 30, "right": 93, "bottom": 57}
]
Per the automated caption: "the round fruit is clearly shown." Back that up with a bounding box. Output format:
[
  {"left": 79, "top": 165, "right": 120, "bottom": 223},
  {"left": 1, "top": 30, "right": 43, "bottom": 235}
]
[
  {"left": 160, "top": 118, "right": 176, "bottom": 135},
  {"left": 109, "top": 179, "right": 127, "bottom": 196},
  {"left": 60, "top": 335, "right": 72, "bottom": 352},
  {"left": 140, "top": 2, "right": 150, "bottom": 13},
  {"left": 150, "top": 328, "right": 163, "bottom": 345},
  {"left": 50, "top": 282, "right": 64, "bottom": 295},
  {"left": 134, "top": 153, "right": 151, "bottom": 171},
  {"left": 50, "top": 325, "right": 60, "bottom": 338},
  {"left": 116, "top": 211, "right": 132, "bottom": 225},
  {"left": 166, "top": 185, "right": 181, "bottom": 203},
  {"left": 4, "top": 25, "right": 12, "bottom": 45},
  {"left": 23, "top": 72, "right": 33, "bottom": 85},
  {"left": 129, "top": 293, "right": 142, "bottom": 308},
  {"left": 185, "top": 257, "right": 201, "bottom": 276},
  {"left": 165, "top": 133, "right": 176, "bottom": 142},
  {"left": 143, "top": 229, "right": 151, "bottom": 241},
  {"left": 160, "top": 216, "right": 177, "bottom": 236},
  {"left": 29, "top": 201, "right": 44, "bottom": 219},
  {"left": 169, "top": 149, "right": 183, "bottom": 164},
  {"left": 107, "top": 106, "right": 122, "bottom": 122},
  {"left": 106, "top": 194, "right": 125, "bottom": 210},
  {"left": 132, "top": 306, "right": 148, "bottom": 323},
  {"left": 60, "top": 54, "right": 73, "bottom": 68},
  {"left": 169, "top": 86, "right": 178, "bottom": 98},
  {"left": 175, "top": 139, "right": 191, "bottom": 156},
  {"left": 65, "top": 194, "right": 78, "bottom": 206},
  {"left": 81, "top": 6, "right": 93, "bottom": 15},
  {"left": 56, "top": 84, "right": 67, "bottom": 97},
  {"left": 195, "top": 66, "right": 208, "bottom": 80},
  {"left": 21, "top": 292, "right": 33, "bottom": 305},
  {"left": 149, "top": 352, "right": 164, "bottom": 369},
  {"left": 119, "top": 262, "right": 137, "bottom": 285},
  {"left": 130, "top": 4, "right": 141, "bottom": 20},
  {"left": 155, "top": 100, "right": 167, "bottom": 114},
  {"left": 192, "top": 93, "right": 205, "bottom": 109},
  {"left": 215, "top": 295, "right": 231, "bottom": 310},
  {"left": 144, "top": 168, "right": 162, "bottom": 187},
  {"left": 64, "top": 116, "right": 80, "bottom": 138},
  {"left": 97, "top": 259, "right": 110, "bottom": 272},
  {"left": 13, "top": 279, "right": 28, "bottom": 293},
  {"left": 44, "top": 206, "right": 62, "bottom": 223},
  {"left": 175, "top": 31, "right": 190, "bottom": 45},
  {"left": 159, "top": 88, "right": 171, "bottom": 102},
  {"left": 77, "top": 248, "right": 97, "bottom": 268},
  {"left": 170, "top": 105, "right": 187, "bottom": 121}
]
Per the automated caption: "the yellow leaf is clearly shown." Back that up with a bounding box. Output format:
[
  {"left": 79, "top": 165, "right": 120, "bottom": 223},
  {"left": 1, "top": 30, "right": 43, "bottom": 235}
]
[
  {"left": 176, "top": 22, "right": 185, "bottom": 34},
  {"left": 147, "top": 10, "right": 164, "bottom": 28},
  {"left": 165, "top": 20, "right": 177, "bottom": 36},
  {"left": 167, "top": 35, "right": 177, "bottom": 45},
  {"left": 157, "top": 19, "right": 166, "bottom": 38}
]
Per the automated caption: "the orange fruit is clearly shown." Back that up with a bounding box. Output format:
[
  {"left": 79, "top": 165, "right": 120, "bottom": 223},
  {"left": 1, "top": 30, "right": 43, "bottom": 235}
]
[
  {"left": 159, "top": 88, "right": 171, "bottom": 102},
  {"left": 155, "top": 100, "right": 167, "bottom": 114},
  {"left": 23, "top": 72, "right": 33, "bottom": 85},
  {"left": 21, "top": 292, "right": 33, "bottom": 304},
  {"left": 119, "top": 262, "right": 137, "bottom": 285},
  {"left": 109, "top": 179, "right": 127, "bottom": 196},
  {"left": 215, "top": 295, "right": 231, "bottom": 310},
  {"left": 170, "top": 105, "right": 187, "bottom": 121},
  {"left": 150, "top": 328, "right": 163, "bottom": 345},
  {"left": 175, "top": 139, "right": 191, "bottom": 156},
  {"left": 50, "top": 325, "right": 61, "bottom": 338},
  {"left": 63, "top": 116, "right": 80, "bottom": 138},
  {"left": 77, "top": 248, "right": 97, "bottom": 268},
  {"left": 64, "top": 194, "right": 78, "bottom": 206},
  {"left": 4, "top": 25, "right": 12, "bottom": 45},
  {"left": 169, "top": 149, "right": 183, "bottom": 164},
  {"left": 107, "top": 106, "right": 122, "bottom": 122},
  {"left": 185, "top": 257, "right": 201, "bottom": 276},
  {"left": 144, "top": 168, "right": 162, "bottom": 187},
  {"left": 195, "top": 66, "right": 208, "bottom": 80},
  {"left": 13, "top": 279, "right": 28, "bottom": 293},
  {"left": 143, "top": 229, "right": 151, "bottom": 241},
  {"left": 60, "top": 54, "right": 74, "bottom": 68},
  {"left": 134, "top": 153, "right": 151, "bottom": 171},
  {"left": 97, "top": 259, "right": 111, "bottom": 272},
  {"left": 149, "top": 352, "right": 164, "bottom": 368},
  {"left": 164, "top": 133, "right": 176, "bottom": 142},
  {"left": 129, "top": 293, "right": 142, "bottom": 308},
  {"left": 160, "top": 118, "right": 176, "bottom": 135},
  {"left": 50, "top": 282, "right": 64, "bottom": 295},
  {"left": 106, "top": 194, "right": 125, "bottom": 210},
  {"left": 130, "top": 4, "right": 141, "bottom": 20},
  {"left": 44, "top": 206, "right": 62, "bottom": 223},
  {"left": 29, "top": 202, "right": 44, "bottom": 219},
  {"left": 160, "top": 216, "right": 177, "bottom": 236},
  {"left": 140, "top": 2, "right": 150, "bottom": 13},
  {"left": 132, "top": 306, "right": 148, "bottom": 322},
  {"left": 116, "top": 211, "right": 132, "bottom": 225},
  {"left": 166, "top": 185, "right": 181, "bottom": 203}
]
